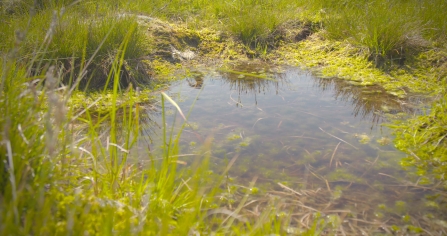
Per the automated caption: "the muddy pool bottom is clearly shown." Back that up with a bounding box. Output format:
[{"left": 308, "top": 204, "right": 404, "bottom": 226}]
[{"left": 138, "top": 66, "right": 446, "bottom": 234}]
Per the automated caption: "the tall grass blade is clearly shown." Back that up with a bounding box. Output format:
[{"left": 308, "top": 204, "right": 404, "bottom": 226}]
[{"left": 161, "top": 91, "right": 187, "bottom": 121}]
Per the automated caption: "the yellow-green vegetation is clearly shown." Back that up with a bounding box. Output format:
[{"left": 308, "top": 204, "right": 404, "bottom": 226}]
[
  {"left": 392, "top": 93, "right": 447, "bottom": 186},
  {"left": 0, "top": 56, "right": 296, "bottom": 234},
  {"left": 2, "top": 0, "right": 447, "bottom": 234},
  {"left": 1, "top": 1, "right": 151, "bottom": 89},
  {"left": 239, "top": 137, "right": 252, "bottom": 147},
  {"left": 227, "top": 133, "right": 242, "bottom": 141},
  {"left": 376, "top": 136, "right": 391, "bottom": 146},
  {"left": 0, "top": 2, "right": 299, "bottom": 234},
  {"left": 69, "top": 88, "right": 156, "bottom": 114},
  {"left": 356, "top": 133, "right": 371, "bottom": 144},
  {"left": 275, "top": 36, "right": 445, "bottom": 97}
]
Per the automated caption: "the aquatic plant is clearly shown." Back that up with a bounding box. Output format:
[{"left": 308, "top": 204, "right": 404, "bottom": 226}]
[{"left": 393, "top": 93, "right": 447, "bottom": 186}]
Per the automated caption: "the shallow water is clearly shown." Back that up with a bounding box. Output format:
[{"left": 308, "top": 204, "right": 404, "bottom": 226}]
[{"left": 140, "top": 64, "right": 446, "bottom": 232}]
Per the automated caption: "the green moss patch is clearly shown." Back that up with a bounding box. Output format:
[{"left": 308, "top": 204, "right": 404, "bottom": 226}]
[{"left": 273, "top": 34, "right": 445, "bottom": 97}]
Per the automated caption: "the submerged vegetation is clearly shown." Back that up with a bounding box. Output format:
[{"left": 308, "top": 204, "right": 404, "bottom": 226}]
[
  {"left": 393, "top": 93, "right": 447, "bottom": 185},
  {"left": 1, "top": 0, "right": 446, "bottom": 234}
]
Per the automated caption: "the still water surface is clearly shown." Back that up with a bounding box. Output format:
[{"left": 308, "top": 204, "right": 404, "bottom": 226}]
[{"left": 142, "top": 64, "right": 446, "bottom": 232}]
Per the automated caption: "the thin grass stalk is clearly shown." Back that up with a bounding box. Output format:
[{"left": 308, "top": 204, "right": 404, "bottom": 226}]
[
  {"left": 108, "top": 23, "right": 135, "bottom": 193},
  {"left": 117, "top": 88, "right": 139, "bottom": 181},
  {"left": 26, "top": 9, "right": 62, "bottom": 77},
  {"left": 158, "top": 94, "right": 174, "bottom": 201},
  {"left": 67, "top": 26, "right": 113, "bottom": 98},
  {"left": 5, "top": 140, "right": 18, "bottom": 224},
  {"left": 223, "top": 176, "right": 258, "bottom": 230},
  {"left": 161, "top": 94, "right": 167, "bottom": 158}
]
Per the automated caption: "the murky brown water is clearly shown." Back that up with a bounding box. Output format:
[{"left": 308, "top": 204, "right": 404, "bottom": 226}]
[{"left": 139, "top": 63, "right": 446, "bottom": 234}]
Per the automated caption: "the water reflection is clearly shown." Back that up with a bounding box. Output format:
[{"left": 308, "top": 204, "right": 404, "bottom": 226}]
[
  {"left": 186, "top": 71, "right": 204, "bottom": 89},
  {"left": 137, "top": 105, "right": 161, "bottom": 145},
  {"left": 215, "top": 63, "right": 416, "bottom": 124},
  {"left": 218, "top": 62, "right": 286, "bottom": 106},
  {"left": 140, "top": 65, "right": 445, "bottom": 233},
  {"left": 314, "top": 78, "right": 415, "bottom": 125}
]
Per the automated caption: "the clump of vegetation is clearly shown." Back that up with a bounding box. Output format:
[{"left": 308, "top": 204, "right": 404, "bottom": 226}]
[
  {"left": 0, "top": 53, "right": 294, "bottom": 234},
  {"left": 392, "top": 93, "right": 447, "bottom": 186},
  {"left": 220, "top": 0, "right": 298, "bottom": 49},
  {"left": 322, "top": 0, "right": 426, "bottom": 66},
  {"left": 293, "top": 0, "right": 446, "bottom": 68},
  {"left": 119, "top": 0, "right": 447, "bottom": 66},
  {"left": 120, "top": 0, "right": 304, "bottom": 52},
  {"left": 1, "top": 0, "right": 150, "bottom": 89}
]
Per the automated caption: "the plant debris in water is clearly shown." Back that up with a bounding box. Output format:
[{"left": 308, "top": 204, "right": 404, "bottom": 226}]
[
  {"left": 150, "top": 65, "right": 446, "bottom": 234},
  {"left": 2, "top": 0, "right": 447, "bottom": 234}
]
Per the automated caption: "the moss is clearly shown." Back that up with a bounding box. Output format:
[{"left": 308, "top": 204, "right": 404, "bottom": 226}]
[
  {"left": 376, "top": 137, "right": 391, "bottom": 146},
  {"left": 391, "top": 94, "right": 447, "bottom": 186},
  {"left": 69, "top": 89, "right": 156, "bottom": 114},
  {"left": 394, "top": 201, "right": 407, "bottom": 214},
  {"left": 249, "top": 187, "right": 259, "bottom": 195},
  {"left": 356, "top": 133, "right": 371, "bottom": 144},
  {"left": 425, "top": 201, "right": 439, "bottom": 209},
  {"left": 239, "top": 137, "right": 252, "bottom": 147},
  {"left": 148, "top": 59, "right": 181, "bottom": 80},
  {"left": 402, "top": 214, "right": 411, "bottom": 223},
  {"left": 227, "top": 133, "right": 241, "bottom": 141},
  {"left": 185, "top": 122, "right": 199, "bottom": 130},
  {"left": 273, "top": 33, "right": 445, "bottom": 97},
  {"left": 408, "top": 225, "right": 424, "bottom": 233},
  {"left": 326, "top": 214, "right": 342, "bottom": 229},
  {"left": 374, "top": 212, "right": 385, "bottom": 219},
  {"left": 391, "top": 225, "right": 401, "bottom": 232},
  {"left": 332, "top": 188, "right": 342, "bottom": 200}
]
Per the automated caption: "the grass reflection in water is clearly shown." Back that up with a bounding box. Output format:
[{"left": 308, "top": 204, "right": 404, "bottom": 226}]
[{"left": 141, "top": 64, "right": 446, "bottom": 234}]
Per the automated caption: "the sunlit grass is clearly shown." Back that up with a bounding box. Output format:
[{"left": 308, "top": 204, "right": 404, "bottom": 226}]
[
  {"left": 1, "top": 0, "right": 446, "bottom": 234},
  {"left": 0, "top": 2, "right": 149, "bottom": 89},
  {"left": 0, "top": 8, "right": 296, "bottom": 233},
  {"left": 5, "top": 0, "right": 444, "bottom": 65},
  {"left": 118, "top": 0, "right": 447, "bottom": 62}
]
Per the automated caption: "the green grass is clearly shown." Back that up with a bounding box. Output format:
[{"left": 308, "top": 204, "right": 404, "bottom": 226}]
[
  {"left": 1, "top": 0, "right": 447, "bottom": 234},
  {"left": 1, "top": 1, "right": 149, "bottom": 89},
  {"left": 0, "top": 56, "right": 307, "bottom": 234},
  {"left": 392, "top": 91, "right": 447, "bottom": 186},
  {"left": 118, "top": 0, "right": 446, "bottom": 63},
  {"left": 320, "top": 0, "right": 425, "bottom": 66},
  {"left": 3, "top": 0, "right": 446, "bottom": 67},
  {"left": 1, "top": 37, "right": 258, "bottom": 235},
  {"left": 120, "top": 0, "right": 301, "bottom": 49},
  {"left": 0, "top": 7, "right": 310, "bottom": 232}
]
